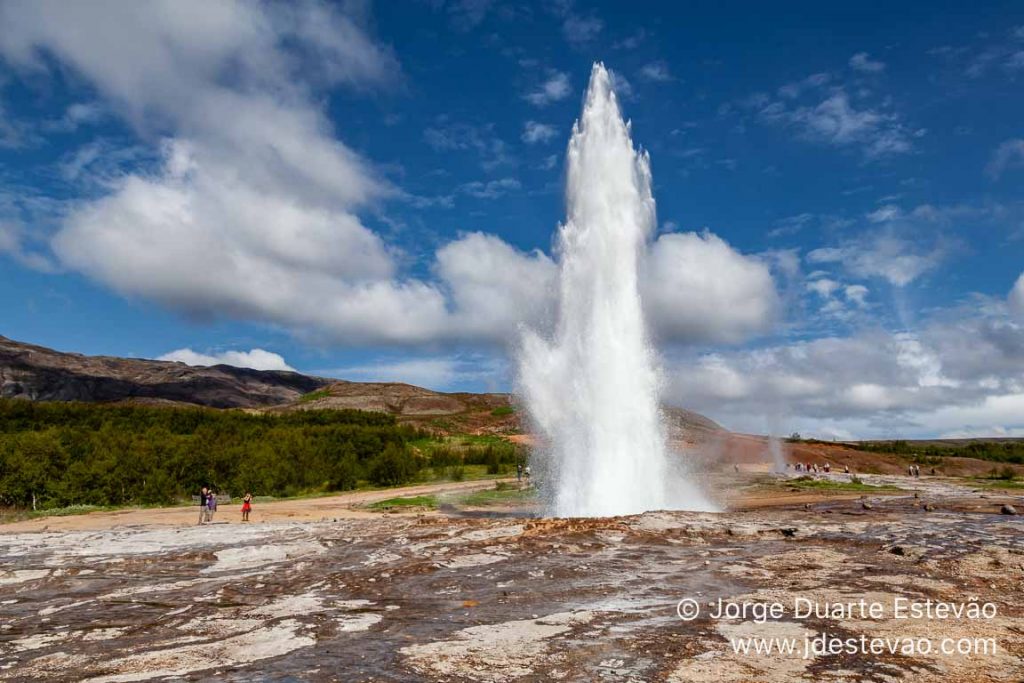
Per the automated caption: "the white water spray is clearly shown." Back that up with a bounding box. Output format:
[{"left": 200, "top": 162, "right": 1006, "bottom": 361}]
[{"left": 518, "top": 63, "right": 713, "bottom": 517}]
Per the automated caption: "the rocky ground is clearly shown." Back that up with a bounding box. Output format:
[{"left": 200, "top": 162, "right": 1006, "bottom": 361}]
[{"left": 1, "top": 475, "right": 1022, "bottom": 682}]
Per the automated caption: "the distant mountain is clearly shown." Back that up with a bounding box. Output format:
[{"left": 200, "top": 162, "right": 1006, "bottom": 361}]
[
  {"left": 0, "top": 336, "right": 725, "bottom": 439},
  {"left": 0, "top": 336, "right": 328, "bottom": 408}
]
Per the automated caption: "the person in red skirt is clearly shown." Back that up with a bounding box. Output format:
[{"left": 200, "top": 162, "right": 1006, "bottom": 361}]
[{"left": 241, "top": 492, "right": 253, "bottom": 522}]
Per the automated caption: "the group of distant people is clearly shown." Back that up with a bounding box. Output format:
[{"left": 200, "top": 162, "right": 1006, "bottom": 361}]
[
  {"left": 516, "top": 463, "right": 532, "bottom": 484},
  {"left": 790, "top": 462, "right": 850, "bottom": 474},
  {"left": 907, "top": 464, "right": 922, "bottom": 478},
  {"left": 197, "top": 486, "right": 253, "bottom": 525}
]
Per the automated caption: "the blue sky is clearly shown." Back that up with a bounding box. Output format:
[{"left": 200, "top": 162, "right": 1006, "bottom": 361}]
[{"left": 1, "top": 1, "right": 1023, "bottom": 438}]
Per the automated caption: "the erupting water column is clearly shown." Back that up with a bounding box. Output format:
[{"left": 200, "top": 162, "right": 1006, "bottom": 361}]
[{"left": 519, "top": 63, "right": 714, "bottom": 517}]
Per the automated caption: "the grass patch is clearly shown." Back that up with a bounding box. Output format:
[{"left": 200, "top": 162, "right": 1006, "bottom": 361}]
[
  {"left": 420, "top": 464, "right": 505, "bottom": 482},
  {"left": 457, "top": 484, "right": 536, "bottom": 507},
  {"left": 490, "top": 406, "right": 515, "bottom": 417},
  {"left": 297, "top": 389, "right": 332, "bottom": 403},
  {"left": 368, "top": 495, "right": 437, "bottom": 510},
  {"left": 785, "top": 476, "right": 901, "bottom": 492},
  {"left": 28, "top": 504, "right": 112, "bottom": 518}
]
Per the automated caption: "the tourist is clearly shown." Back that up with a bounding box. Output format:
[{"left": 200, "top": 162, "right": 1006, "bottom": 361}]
[
  {"left": 198, "top": 486, "right": 209, "bottom": 525},
  {"left": 242, "top": 491, "right": 252, "bottom": 522},
  {"left": 517, "top": 464, "right": 523, "bottom": 482},
  {"left": 524, "top": 465, "right": 532, "bottom": 484},
  {"left": 206, "top": 489, "right": 218, "bottom": 523}
]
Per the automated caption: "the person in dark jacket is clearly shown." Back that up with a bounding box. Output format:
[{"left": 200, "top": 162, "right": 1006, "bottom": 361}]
[{"left": 198, "top": 486, "right": 209, "bottom": 525}]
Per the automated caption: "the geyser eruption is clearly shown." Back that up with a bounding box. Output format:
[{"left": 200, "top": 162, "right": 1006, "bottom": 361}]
[{"left": 519, "top": 63, "right": 713, "bottom": 517}]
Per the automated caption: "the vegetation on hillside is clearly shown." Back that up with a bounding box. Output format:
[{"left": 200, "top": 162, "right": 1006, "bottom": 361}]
[{"left": 0, "top": 399, "right": 436, "bottom": 510}]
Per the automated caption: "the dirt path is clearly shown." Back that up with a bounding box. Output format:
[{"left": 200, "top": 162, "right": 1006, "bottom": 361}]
[{"left": 0, "top": 478, "right": 514, "bottom": 534}]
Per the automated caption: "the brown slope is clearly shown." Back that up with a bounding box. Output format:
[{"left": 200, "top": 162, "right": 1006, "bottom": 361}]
[
  {"left": 277, "top": 380, "right": 726, "bottom": 442},
  {"left": 0, "top": 335, "right": 729, "bottom": 441}
]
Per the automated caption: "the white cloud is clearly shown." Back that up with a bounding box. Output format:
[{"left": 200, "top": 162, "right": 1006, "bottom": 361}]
[
  {"left": 0, "top": 1, "right": 780, "bottom": 352},
  {"left": 986, "top": 138, "right": 1024, "bottom": 179},
  {"left": 521, "top": 121, "right": 558, "bottom": 144},
  {"left": 1010, "top": 272, "right": 1024, "bottom": 316},
  {"left": 423, "top": 120, "right": 511, "bottom": 169},
  {"left": 643, "top": 232, "right": 779, "bottom": 344},
  {"left": 753, "top": 84, "right": 917, "bottom": 160},
  {"left": 638, "top": 61, "right": 671, "bottom": 82},
  {"left": 562, "top": 14, "right": 602, "bottom": 46},
  {"left": 538, "top": 154, "right": 558, "bottom": 170},
  {"left": 806, "top": 277, "right": 840, "bottom": 298},
  {"left": 808, "top": 232, "right": 947, "bottom": 287},
  {"left": 158, "top": 348, "right": 294, "bottom": 371},
  {"left": 433, "top": 232, "right": 557, "bottom": 340},
  {"left": 844, "top": 284, "right": 869, "bottom": 307},
  {"left": 524, "top": 71, "right": 571, "bottom": 106},
  {"left": 866, "top": 204, "right": 901, "bottom": 222},
  {"left": 0, "top": 221, "right": 55, "bottom": 272},
  {"left": 849, "top": 52, "right": 886, "bottom": 73},
  {"left": 665, "top": 304, "right": 1024, "bottom": 438},
  {"left": 458, "top": 177, "right": 521, "bottom": 198},
  {"left": 777, "top": 72, "right": 831, "bottom": 99}
]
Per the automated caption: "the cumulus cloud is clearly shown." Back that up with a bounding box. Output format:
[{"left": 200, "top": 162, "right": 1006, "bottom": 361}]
[
  {"left": 158, "top": 348, "right": 294, "bottom": 371},
  {"left": 0, "top": 1, "right": 779, "bottom": 352},
  {"left": 434, "top": 232, "right": 557, "bottom": 339},
  {"left": 849, "top": 52, "right": 886, "bottom": 73},
  {"left": 643, "top": 232, "right": 779, "bottom": 343},
  {"left": 524, "top": 70, "right": 571, "bottom": 106},
  {"left": 1010, "top": 272, "right": 1024, "bottom": 316},
  {"left": 665, "top": 303, "right": 1024, "bottom": 438},
  {"left": 986, "top": 138, "right": 1024, "bottom": 179},
  {"left": 521, "top": 121, "right": 558, "bottom": 144}
]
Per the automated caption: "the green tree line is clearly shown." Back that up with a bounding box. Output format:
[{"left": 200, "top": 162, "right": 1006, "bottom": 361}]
[
  {"left": 851, "top": 439, "right": 1024, "bottom": 464},
  {"left": 0, "top": 400, "right": 429, "bottom": 510}
]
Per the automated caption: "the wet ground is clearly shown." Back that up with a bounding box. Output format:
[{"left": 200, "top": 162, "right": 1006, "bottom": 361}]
[{"left": 0, "top": 479, "right": 1022, "bottom": 682}]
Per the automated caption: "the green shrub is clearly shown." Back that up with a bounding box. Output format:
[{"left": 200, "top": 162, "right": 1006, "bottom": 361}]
[
  {"left": 987, "top": 466, "right": 1017, "bottom": 481},
  {"left": 368, "top": 443, "right": 420, "bottom": 487}
]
